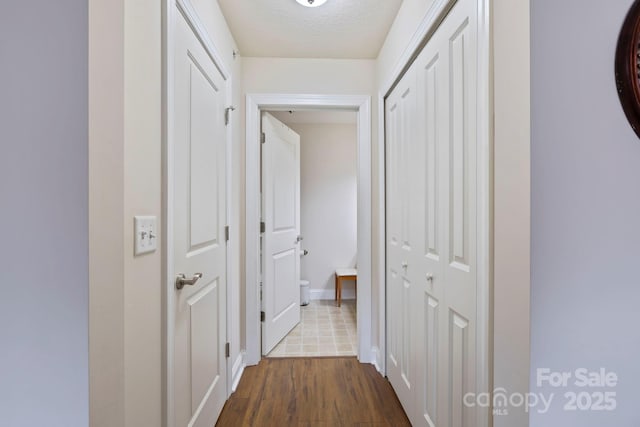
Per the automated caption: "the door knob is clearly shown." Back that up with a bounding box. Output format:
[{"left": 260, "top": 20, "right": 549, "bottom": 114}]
[
  {"left": 175, "top": 273, "right": 203, "bottom": 290},
  {"left": 401, "top": 261, "right": 408, "bottom": 269},
  {"left": 426, "top": 273, "right": 434, "bottom": 282}
]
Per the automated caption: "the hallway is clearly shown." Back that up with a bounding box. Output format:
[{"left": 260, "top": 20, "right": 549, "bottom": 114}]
[{"left": 216, "top": 358, "right": 410, "bottom": 426}]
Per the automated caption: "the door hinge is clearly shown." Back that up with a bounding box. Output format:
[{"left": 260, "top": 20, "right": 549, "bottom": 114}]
[
  {"left": 260, "top": 221, "right": 265, "bottom": 233},
  {"left": 260, "top": 311, "right": 265, "bottom": 322},
  {"left": 225, "top": 342, "right": 230, "bottom": 358},
  {"left": 224, "top": 106, "right": 235, "bottom": 126},
  {"left": 261, "top": 132, "right": 266, "bottom": 144},
  {"left": 225, "top": 225, "right": 229, "bottom": 242}
]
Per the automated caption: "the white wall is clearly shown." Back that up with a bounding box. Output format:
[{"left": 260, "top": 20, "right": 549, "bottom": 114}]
[
  {"left": 89, "top": 0, "right": 163, "bottom": 425},
  {"left": 531, "top": 0, "right": 640, "bottom": 425},
  {"left": 376, "top": 0, "right": 435, "bottom": 89},
  {"left": 89, "top": 0, "right": 243, "bottom": 425},
  {"left": 123, "top": 0, "right": 162, "bottom": 425},
  {"left": 285, "top": 122, "right": 358, "bottom": 298},
  {"left": 0, "top": 1, "right": 89, "bottom": 426},
  {"left": 243, "top": 57, "right": 376, "bottom": 95},
  {"left": 89, "top": 0, "right": 125, "bottom": 424},
  {"left": 493, "top": 1, "right": 531, "bottom": 426}
]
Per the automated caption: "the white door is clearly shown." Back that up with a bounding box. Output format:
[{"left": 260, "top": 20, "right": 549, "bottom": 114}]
[
  {"left": 261, "top": 113, "right": 301, "bottom": 355},
  {"left": 385, "top": 65, "right": 419, "bottom": 414},
  {"left": 172, "top": 11, "right": 227, "bottom": 427},
  {"left": 386, "top": 0, "right": 479, "bottom": 425}
]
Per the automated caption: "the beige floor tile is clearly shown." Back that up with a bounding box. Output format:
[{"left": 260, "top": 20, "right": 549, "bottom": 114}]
[
  {"left": 267, "top": 300, "right": 358, "bottom": 357},
  {"left": 336, "top": 343, "right": 353, "bottom": 352},
  {"left": 286, "top": 342, "right": 302, "bottom": 351},
  {"left": 303, "top": 336, "right": 319, "bottom": 345},
  {"left": 302, "top": 344, "right": 318, "bottom": 354},
  {"left": 270, "top": 345, "right": 285, "bottom": 356},
  {"left": 318, "top": 336, "right": 334, "bottom": 345},
  {"left": 316, "top": 344, "right": 337, "bottom": 355}
]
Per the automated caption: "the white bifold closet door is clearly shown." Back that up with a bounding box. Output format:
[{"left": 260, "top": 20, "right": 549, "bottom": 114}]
[{"left": 386, "top": 0, "right": 478, "bottom": 425}]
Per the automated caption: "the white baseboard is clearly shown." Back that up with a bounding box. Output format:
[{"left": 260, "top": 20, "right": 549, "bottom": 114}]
[
  {"left": 310, "top": 289, "right": 357, "bottom": 300},
  {"left": 371, "top": 346, "right": 384, "bottom": 375},
  {"left": 231, "top": 351, "right": 246, "bottom": 392}
]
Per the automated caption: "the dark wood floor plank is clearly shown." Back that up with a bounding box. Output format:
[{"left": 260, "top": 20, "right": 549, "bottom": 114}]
[{"left": 216, "top": 357, "right": 410, "bottom": 427}]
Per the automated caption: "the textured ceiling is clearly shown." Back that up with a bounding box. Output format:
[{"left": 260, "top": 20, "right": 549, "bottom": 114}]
[
  {"left": 269, "top": 110, "right": 357, "bottom": 125},
  {"left": 217, "top": 0, "right": 403, "bottom": 59}
]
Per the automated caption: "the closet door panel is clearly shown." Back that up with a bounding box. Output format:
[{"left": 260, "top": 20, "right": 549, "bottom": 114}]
[
  {"left": 440, "top": 1, "right": 478, "bottom": 426},
  {"left": 385, "top": 66, "right": 420, "bottom": 422},
  {"left": 414, "top": 27, "right": 448, "bottom": 427}
]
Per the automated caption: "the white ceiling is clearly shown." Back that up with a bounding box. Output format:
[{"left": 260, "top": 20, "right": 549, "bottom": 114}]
[
  {"left": 268, "top": 110, "right": 357, "bottom": 125},
  {"left": 217, "top": 0, "right": 403, "bottom": 59}
]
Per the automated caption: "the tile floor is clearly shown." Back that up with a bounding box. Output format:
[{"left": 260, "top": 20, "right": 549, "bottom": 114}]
[{"left": 267, "top": 299, "right": 357, "bottom": 357}]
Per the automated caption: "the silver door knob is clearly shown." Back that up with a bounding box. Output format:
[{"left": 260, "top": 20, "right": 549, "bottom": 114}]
[
  {"left": 426, "top": 273, "right": 434, "bottom": 282},
  {"left": 176, "top": 273, "right": 203, "bottom": 290},
  {"left": 401, "top": 261, "right": 408, "bottom": 269}
]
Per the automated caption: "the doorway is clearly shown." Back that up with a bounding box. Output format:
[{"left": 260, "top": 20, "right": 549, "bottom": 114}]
[
  {"left": 264, "top": 110, "right": 359, "bottom": 358},
  {"left": 245, "top": 94, "right": 373, "bottom": 366}
]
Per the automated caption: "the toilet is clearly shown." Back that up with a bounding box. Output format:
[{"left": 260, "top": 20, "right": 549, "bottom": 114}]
[{"left": 300, "top": 280, "right": 310, "bottom": 306}]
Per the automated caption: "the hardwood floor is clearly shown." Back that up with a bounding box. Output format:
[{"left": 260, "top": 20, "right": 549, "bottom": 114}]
[{"left": 216, "top": 357, "right": 411, "bottom": 426}]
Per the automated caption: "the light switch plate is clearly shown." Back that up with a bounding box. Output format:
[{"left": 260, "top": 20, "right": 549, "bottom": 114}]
[{"left": 134, "top": 216, "right": 157, "bottom": 256}]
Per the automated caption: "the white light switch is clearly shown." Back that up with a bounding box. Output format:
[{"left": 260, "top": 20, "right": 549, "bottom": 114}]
[{"left": 134, "top": 216, "right": 158, "bottom": 256}]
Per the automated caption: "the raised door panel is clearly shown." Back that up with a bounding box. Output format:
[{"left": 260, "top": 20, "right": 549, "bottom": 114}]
[
  {"left": 188, "top": 60, "right": 222, "bottom": 251},
  {"left": 188, "top": 280, "right": 221, "bottom": 413},
  {"left": 422, "top": 293, "right": 439, "bottom": 427},
  {"left": 448, "top": 17, "right": 474, "bottom": 274},
  {"left": 272, "top": 137, "right": 297, "bottom": 232},
  {"left": 271, "top": 249, "right": 297, "bottom": 318}
]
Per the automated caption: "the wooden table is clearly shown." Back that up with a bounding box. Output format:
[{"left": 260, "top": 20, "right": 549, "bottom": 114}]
[{"left": 335, "top": 268, "right": 357, "bottom": 307}]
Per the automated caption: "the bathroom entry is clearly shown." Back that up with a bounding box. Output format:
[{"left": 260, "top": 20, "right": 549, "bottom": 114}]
[{"left": 262, "top": 109, "right": 358, "bottom": 358}]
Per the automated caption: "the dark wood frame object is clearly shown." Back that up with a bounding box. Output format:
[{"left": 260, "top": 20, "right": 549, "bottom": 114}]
[
  {"left": 616, "top": 0, "right": 640, "bottom": 139},
  {"left": 335, "top": 270, "right": 357, "bottom": 307}
]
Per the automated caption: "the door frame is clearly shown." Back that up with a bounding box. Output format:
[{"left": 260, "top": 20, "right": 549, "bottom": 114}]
[
  {"left": 245, "top": 94, "right": 372, "bottom": 365},
  {"left": 162, "top": 0, "right": 234, "bottom": 426},
  {"left": 378, "top": 0, "right": 493, "bottom": 425}
]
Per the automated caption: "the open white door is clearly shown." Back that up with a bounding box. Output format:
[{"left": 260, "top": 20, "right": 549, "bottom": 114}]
[
  {"left": 172, "top": 11, "right": 227, "bottom": 426},
  {"left": 261, "top": 113, "right": 301, "bottom": 355}
]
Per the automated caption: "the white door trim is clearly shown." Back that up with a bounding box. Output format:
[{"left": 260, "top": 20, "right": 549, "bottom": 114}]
[
  {"left": 377, "top": 0, "right": 493, "bottom": 425},
  {"left": 162, "top": 1, "right": 233, "bottom": 426},
  {"left": 245, "top": 93, "right": 372, "bottom": 366}
]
